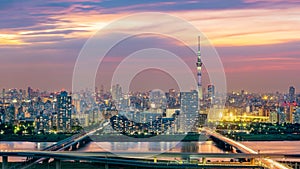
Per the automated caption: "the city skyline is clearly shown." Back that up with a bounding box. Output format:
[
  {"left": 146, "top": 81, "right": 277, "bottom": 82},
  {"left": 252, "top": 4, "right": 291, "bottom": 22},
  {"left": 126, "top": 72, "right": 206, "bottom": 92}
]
[
  {"left": 0, "top": 84, "right": 298, "bottom": 95},
  {"left": 0, "top": 0, "right": 300, "bottom": 93},
  {"left": 1, "top": 2, "right": 300, "bottom": 167}
]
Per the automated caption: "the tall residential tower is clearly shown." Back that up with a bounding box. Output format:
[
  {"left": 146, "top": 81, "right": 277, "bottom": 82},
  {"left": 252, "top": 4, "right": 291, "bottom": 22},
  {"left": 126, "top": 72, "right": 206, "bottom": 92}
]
[
  {"left": 196, "top": 36, "right": 203, "bottom": 100},
  {"left": 56, "top": 91, "right": 72, "bottom": 132}
]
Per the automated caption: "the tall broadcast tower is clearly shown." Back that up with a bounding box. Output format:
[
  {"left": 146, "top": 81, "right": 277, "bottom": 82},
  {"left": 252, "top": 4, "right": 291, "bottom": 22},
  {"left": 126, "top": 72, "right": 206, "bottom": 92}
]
[{"left": 196, "top": 36, "right": 203, "bottom": 100}]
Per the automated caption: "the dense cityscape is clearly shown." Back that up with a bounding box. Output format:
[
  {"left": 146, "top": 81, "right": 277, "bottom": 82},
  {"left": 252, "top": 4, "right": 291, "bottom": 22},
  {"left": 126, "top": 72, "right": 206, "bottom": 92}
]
[
  {"left": 0, "top": 30, "right": 299, "bottom": 169},
  {"left": 0, "top": 85, "right": 299, "bottom": 141}
]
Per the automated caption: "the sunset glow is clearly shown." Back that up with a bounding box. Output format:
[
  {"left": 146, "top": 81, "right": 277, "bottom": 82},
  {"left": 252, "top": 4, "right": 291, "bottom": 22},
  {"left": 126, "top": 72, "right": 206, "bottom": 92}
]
[{"left": 0, "top": 0, "right": 299, "bottom": 92}]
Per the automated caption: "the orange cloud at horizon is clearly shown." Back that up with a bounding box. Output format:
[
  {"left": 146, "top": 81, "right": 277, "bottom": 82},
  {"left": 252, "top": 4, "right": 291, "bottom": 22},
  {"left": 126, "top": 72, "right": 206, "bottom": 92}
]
[
  {"left": 0, "top": 6, "right": 300, "bottom": 48},
  {"left": 0, "top": 33, "right": 28, "bottom": 45}
]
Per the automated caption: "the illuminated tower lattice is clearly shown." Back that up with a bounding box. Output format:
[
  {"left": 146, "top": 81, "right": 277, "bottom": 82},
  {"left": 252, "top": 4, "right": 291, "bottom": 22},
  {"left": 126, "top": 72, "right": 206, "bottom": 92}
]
[{"left": 196, "top": 36, "right": 203, "bottom": 100}]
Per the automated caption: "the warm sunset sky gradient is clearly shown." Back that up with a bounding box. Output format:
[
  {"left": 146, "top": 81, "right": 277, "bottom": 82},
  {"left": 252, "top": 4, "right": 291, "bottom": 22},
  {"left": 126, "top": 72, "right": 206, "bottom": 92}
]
[{"left": 0, "top": 0, "right": 300, "bottom": 93}]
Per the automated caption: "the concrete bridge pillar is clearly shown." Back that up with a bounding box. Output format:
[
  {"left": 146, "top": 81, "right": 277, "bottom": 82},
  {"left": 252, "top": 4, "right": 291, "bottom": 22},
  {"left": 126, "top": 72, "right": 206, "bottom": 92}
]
[
  {"left": 202, "top": 157, "right": 206, "bottom": 164},
  {"left": 105, "top": 163, "right": 109, "bottom": 169},
  {"left": 71, "top": 144, "right": 77, "bottom": 151},
  {"left": 55, "top": 159, "right": 61, "bottom": 169},
  {"left": 2, "top": 156, "right": 8, "bottom": 169},
  {"left": 250, "top": 158, "right": 255, "bottom": 165}
]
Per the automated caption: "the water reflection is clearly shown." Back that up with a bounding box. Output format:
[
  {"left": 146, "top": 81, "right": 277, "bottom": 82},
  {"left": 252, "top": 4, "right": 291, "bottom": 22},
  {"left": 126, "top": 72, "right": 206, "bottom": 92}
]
[
  {"left": 3, "top": 141, "right": 299, "bottom": 162},
  {"left": 0, "top": 141, "right": 53, "bottom": 151},
  {"left": 242, "top": 141, "right": 300, "bottom": 154},
  {"left": 80, "top": 141, "right": 223, "bottom": 154},
  {"left": 181, "top": 142, "right": 199, "bottom": 153},
  {"left": 0, "top": 142, "right": 54, "bottom": 162}
]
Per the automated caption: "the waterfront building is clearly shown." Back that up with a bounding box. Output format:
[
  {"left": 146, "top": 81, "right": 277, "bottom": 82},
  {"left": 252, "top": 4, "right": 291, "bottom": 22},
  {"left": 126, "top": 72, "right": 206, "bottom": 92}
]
[
  {"left": 278, "top": 107, "right": 287, "bottom": 124},
  {"left": 56, "top": 91, "right": 72, "bottom": 132},
  {"left": 179, "top": 90, "right": 198, "bottom": 133},
  {"left": 6, "top": 104, "right": 15, "bottom": 124},
  {"left": 35, "top": 113, "right": 50, "bottom": 133},
  {"left": 293, "top": 108, "right": 300, "bottom": 124},
  {"left": 269, "top": 111, "right": 278, "bottom": 123}
]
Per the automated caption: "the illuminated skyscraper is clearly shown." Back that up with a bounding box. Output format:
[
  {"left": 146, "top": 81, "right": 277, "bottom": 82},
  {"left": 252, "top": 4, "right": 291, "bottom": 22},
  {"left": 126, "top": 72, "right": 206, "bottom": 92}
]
[
  {"left": 179, "top": 90, "right": 198, "bottom": 133},
  {"left": 208, "top": 84, "right": 215, "bottom": 101},
  {"left": 56, "top": 91, "right": 72, "bottom": 132},
  {"left": 196, "top": 36, "right": 203, "bottom": 100}
]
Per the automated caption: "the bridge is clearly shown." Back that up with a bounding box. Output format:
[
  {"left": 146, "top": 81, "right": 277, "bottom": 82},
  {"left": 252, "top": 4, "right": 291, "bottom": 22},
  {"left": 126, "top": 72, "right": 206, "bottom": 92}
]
[
  {"left": 0, "top": 125, "right": 297, "bottom": 169},
  {"left": 11, "top": 121, "right": 110, "bottom": 169},
  {"left": 4, "top": 150, "right": 296, "bottom": 169},
  {"left": 202, "top": 127, "right": 293, "bottom": 169}
]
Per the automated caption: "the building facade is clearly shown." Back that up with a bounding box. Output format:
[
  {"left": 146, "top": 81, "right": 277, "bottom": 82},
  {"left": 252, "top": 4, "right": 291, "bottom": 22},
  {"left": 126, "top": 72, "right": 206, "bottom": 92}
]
[
  {"left": 179, "top": 90, "right": 198, "bottom": 133},
  {"left": 56, "top": 91, "right": 72, "bottom": 132}
]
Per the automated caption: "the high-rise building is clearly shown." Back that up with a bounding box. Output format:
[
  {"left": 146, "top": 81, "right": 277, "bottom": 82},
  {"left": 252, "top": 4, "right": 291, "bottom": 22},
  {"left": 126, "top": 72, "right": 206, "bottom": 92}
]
[
  {"left": 111, "top": 84, "right": 122, "bottom": 101},
  {"left": 289, "top": 86, "right": 295, "bottom": 102},
  {"left": 2, "top": 89, "right": 5, "bottom": 104},
  {"left": 208, "top": 84, "right": 215, "bottom": 101},
  {"left": 166, "top": 89, "right": 179, "bottom": 109},
  {"left": 6, "top": 104, "right": 15, "bottom": 123},
  {"left": 269, "top": 111, "right": 278, "bottom": 123},
  {"left": 288, "top": 103, "right": 296, "bottom": 123},
  {"left": 0, "top": 108, "right": 5, "bottom": 124},
  {"left": 179, "top": 90, "right": 198, "bottom": 133},
  {"left": 56, "top": 91, "right": 72, "bottom": 132},
  {"left": 278, "top": 107, "right": 287, "bottom": 124},
  {"left": 297, "top": 94, "right": 300, "bottom": 105},
  {"left": 27, "top": 87, "right": 32, "bottom": 100},
  {"left": 196, "top": 36, "right": 203, "bottom": 100}
]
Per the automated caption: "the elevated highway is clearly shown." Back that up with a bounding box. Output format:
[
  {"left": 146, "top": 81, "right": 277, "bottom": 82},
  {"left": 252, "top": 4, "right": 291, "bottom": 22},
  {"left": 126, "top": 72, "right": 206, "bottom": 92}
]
[
  {"left": 1, "top": 125, "right": 296, "bottom": 169},
  {"left": 4, "top": 150, "right": 294, "bottom": 169},
  {"left": 202, "top": 127, "right": 292, "bottom": 169},
  {"left": 15, "top": 121, "right": 110, "bottom": 169}
]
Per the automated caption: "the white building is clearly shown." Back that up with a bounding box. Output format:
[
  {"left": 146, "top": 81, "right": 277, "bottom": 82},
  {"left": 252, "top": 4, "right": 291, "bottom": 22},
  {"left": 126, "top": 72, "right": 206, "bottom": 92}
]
[{"left": 179, "top": 90, "right": 198, "bottom": 133}]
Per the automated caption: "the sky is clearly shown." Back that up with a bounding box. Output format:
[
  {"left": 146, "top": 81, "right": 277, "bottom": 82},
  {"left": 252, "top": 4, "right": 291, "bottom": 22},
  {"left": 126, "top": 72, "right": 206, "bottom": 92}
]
[{"left": 0, "top": 0, "right": 300, "bottom": 93}]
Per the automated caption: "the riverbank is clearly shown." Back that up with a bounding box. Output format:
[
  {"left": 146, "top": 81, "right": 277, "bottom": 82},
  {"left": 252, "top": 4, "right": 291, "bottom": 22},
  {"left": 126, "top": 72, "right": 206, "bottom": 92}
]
[
  {"left": 0, "top": 134, "right": 72, "bottom": 142},
  {"left": 226, "top": 133, "right": 300, "bottom": 141}
]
